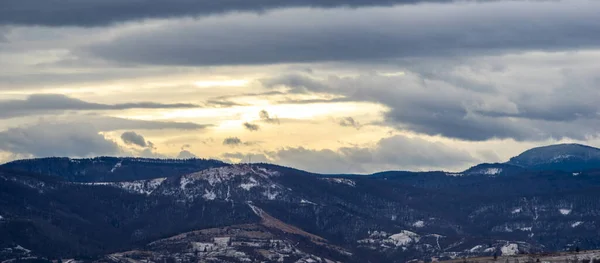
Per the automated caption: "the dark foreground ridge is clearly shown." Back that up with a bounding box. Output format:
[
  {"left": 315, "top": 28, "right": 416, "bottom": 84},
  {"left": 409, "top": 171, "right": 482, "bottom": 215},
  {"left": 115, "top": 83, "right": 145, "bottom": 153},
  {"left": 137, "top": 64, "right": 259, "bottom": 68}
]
[{"left": 2, "top": 143, "right": 600, "bottom": 262}]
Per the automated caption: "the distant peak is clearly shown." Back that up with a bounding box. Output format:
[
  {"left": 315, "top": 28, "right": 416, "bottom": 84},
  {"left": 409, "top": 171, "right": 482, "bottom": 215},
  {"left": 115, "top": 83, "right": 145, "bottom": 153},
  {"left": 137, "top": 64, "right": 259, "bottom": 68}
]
[{"left": 507, "top": 143, "right": 600, "bottom": 171}]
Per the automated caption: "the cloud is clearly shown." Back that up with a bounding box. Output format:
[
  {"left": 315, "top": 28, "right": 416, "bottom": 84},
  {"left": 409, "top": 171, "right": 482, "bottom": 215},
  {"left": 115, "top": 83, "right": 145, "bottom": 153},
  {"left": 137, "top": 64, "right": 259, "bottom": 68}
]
[
  {"left": 120, "top": 131, "right": 149, "bottom": 147},
  {"left": 80, "top": 116, "right": 209, "bottom": 131},
  {"left": 221, "top": 134, "right": 476, "bottom": 173},
  {"left": 221, "top": 152, "right": 270, "bottom": 164},
  {"left": 0, "top": 94, "right": 200, "bottom": 119},
  {"left": 1, "top": 0, "right": 472, "bottom": 27},
  {"left": 243, "top": 122, "right": 260, "bottom": 131},
  {"left": 261, "top": 66, "right": 600, "bottom": 141},
  {"left": 259, "top": 110, "right": 279, "bottom": 124},
  {"left": 274, "top": 135, "right": 476, "bottom": 173},
  {"left": 0, "top": 27, "right": 9, "bottom": 42},
  {"left": 223, "top": 137, "right": 243, "bottom": 146},
  {"left": 177, "top": 150, "right": 196, "bottom": 159},
  {"left": 205, "top": 100, "right": 246, "bottom": 107},
  {"left": 0, "top": 121, "right": 121, "bottom": 158},
  {"left": 82, "top": 1, "right": 600, "bottom": 66},
  {"left": 338, "top": 117, "right": 361, "bottom": 129}
]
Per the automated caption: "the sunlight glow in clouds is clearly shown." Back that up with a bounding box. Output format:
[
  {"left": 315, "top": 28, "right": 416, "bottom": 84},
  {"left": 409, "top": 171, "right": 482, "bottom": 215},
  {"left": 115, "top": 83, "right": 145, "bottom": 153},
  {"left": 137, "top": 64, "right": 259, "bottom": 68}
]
[{"left": 194, "top": 79, "right": 250, "bottom": 88}]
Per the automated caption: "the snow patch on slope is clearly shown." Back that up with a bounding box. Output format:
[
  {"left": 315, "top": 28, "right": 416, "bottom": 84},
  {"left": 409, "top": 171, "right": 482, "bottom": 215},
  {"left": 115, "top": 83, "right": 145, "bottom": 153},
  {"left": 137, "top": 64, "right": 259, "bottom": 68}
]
[
  {"left": 110, "top": 161, "right": 122, "bottom": 173},
  {"left": 389, "top": 231, "right": 420, "bottom": 246},
  {"left": 181, "top": 165, "right": 279, "bottom": 189},
  {"left": 203, "top": 189, "right": 216, "bottom": 200},
  {"left": 470, "top": 245, "right": 484, "bottom": 253},
  {"left": 300, "top": 199, "right": 317, "bottom": 205},
  {"left": 82, "top": 178, "right": 167, "bottom": 195},
  {"left": 559, "top": 209, "right": 572, "bottom": 215},
  {"left": 412, "top": 221, "right": 425, "bottom": 228},
  {"left": 239, "top": 177, "right": 259, "bottom": 191},
  {"left": 501, "top": 243, "right": 519, "bottom": 256},
  {"left": 321, "top": 178, "right": 356, "bottom": 187},
  {"left": 482, "top": 168, "right": 502, "bottom": 175},
  {"left": 358, "top": 230, "right": 421, "bottom": 249}
]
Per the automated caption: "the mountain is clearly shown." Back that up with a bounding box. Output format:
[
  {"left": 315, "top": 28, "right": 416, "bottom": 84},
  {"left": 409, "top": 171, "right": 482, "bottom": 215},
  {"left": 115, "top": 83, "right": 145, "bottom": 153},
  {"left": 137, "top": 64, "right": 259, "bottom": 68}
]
[
  {"left": 1, "top": 157, "right": 227, "bottom": 182},
  {"left": 461, "top": 163, "right": 527, "bottom": 176},
  {"left": 507, "top": 143, "right": 600, "bottom": 172},
  {"left": 3, "top": 144, "right": 600, "bottom": 262}
]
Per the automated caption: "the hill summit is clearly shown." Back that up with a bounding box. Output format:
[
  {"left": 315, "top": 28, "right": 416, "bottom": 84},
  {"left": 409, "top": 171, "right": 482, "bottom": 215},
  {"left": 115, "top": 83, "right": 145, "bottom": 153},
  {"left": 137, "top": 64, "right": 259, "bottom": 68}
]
[{"left": 507, "top": 143, "right": 600, "bottom": 172}]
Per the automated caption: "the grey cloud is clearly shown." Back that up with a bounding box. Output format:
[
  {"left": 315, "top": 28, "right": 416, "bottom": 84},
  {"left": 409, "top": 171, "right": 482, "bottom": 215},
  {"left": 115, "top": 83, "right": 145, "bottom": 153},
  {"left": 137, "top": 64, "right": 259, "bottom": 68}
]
[
  {"left": 0, "top": 117, "right": 207, "bottom": 159},
  {"left": 338, "top": 117, "right": 361, "bottom": 129},
  {"left": 261, "top": 134, "right": 476, "bottom": 173},
  {"left": 84, "top": 116, "right": 209, "bottom": 131},
  {"left": 205, "top": 100, "right": 246, "bottom": 108},
  {"left": 262, "top": 70, "right": 600, "bottom": 141},
  {"left": 221, "top": 152, "right": 270, "bottom": 164},
  {"left": 1, "top": 0, "right": 471, "bottom": 27},
  {"left": 243, "top": 122, "right": 260, "bottom": 131},
  {"left": 82, "top": 1, "right": 600, "bottom": 66},
  {"left": 136, "top": 147, "right": 168, "bottom": 159},
  {"left": 259, "top": 110, "right": 279, "bottom": 124},
  {"left": 0, "top": 94, "right": 200, "bottom": 119},
  {"left": 177, "top": 150, "right": 197, "bottom": 159},
  {"left": 0, "top": 27, "right": 8, "bottom": 42},
  {"left": 0, "top": 122, "right": 121, "bottom": 158},
  {"left": 120, "top": 131, "right": 149, "bottom": 147},
  {"left": 223, "top": 137, "right": 243, "bottom": 146},
  {"left": 262, "top": 74, "right": 330, "bottom": 94}
]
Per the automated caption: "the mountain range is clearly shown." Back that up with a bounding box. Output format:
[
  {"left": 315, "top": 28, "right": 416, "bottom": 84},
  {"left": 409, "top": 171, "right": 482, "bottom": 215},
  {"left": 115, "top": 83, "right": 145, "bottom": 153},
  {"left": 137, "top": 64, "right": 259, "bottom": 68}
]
[{"left": 2, "top": 143, "right": 600, "bottom": 262}]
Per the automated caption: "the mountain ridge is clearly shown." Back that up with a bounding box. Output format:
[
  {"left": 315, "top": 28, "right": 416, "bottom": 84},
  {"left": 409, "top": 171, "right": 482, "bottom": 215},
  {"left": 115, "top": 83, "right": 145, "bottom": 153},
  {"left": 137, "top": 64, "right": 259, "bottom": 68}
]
[
  {"left": 3, "top": 144, "right": 600, "bottom": 262},
  {"left": 5, "top": 143, "right": 600, "bottom": 181}
]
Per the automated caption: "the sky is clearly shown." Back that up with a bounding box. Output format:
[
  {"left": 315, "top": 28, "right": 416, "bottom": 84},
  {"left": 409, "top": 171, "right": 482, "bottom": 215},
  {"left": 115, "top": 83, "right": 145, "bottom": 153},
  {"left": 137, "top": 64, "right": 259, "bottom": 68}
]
[{"left": 1, "top": 0, "right": 600, "bottom": 174}]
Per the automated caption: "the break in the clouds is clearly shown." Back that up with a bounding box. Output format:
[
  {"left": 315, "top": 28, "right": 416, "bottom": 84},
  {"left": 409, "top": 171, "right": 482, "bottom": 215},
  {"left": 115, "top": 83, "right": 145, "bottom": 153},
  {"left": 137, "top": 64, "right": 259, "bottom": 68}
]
[
  {"left": 1, "top": 0, "right": 475, "bottom": 27},
  {"left": 82, "top": 1, "right": 600, "bottom": 66},
  {"left": 0, "top": 94, "right": 200, "bottom": 119}
]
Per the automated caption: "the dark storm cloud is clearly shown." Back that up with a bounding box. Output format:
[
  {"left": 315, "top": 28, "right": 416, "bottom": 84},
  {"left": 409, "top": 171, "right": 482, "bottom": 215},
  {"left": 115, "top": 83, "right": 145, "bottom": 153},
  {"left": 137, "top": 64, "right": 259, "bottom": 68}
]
[
  {"left": 120, "top": 131, "right": 149, "bottom": 147},
  {"left": 82, "top": 1, "right": 600, "bottom": 66},
  {"left": 0, "top": 94, "right": 200, "bottom": 119},
  {"left": 1, "top": 0, "right": 473, "bottom": 27}
]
